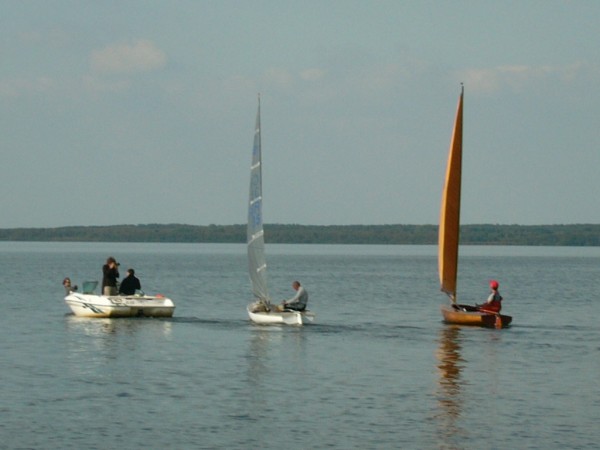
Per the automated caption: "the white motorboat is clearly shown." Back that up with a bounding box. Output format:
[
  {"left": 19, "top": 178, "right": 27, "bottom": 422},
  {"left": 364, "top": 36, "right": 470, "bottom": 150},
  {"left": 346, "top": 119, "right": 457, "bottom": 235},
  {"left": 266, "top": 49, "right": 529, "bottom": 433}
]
[
  {"left": 245, "top": 97, "right": 314, "bottom": 325},
  {"left": 64, "top": 281, "right": 175, "bottom": 318}
]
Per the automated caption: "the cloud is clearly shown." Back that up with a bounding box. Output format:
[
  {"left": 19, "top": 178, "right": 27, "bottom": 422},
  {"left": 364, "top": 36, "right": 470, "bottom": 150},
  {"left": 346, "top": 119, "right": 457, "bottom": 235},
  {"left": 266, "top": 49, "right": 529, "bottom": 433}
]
[
  {"left": 16, "top": 29, "right": 71, "bottom": 48},
  {"left": 0, "top": 77, "right": 55, "bottom": 98},
  {"left": 262, "top": 68, "right": 294, "bottom": 88},
  {"left": 222, "top": 75, "right": 256, "bottom": 94},
  {"left": 261, "top": 67, "right": 328, "bottom": 88},
  {"left": 90, "top": 39, "right": 167, "bottom": 74},
  {"left": 83, "top": 75, "right": 131, "bottom": 93},
  {"left": 300, "top": 68, "right": 326, "bottom": 82},
  {"left": 458, "top": 62, "right": 591, "bottom": 93}
]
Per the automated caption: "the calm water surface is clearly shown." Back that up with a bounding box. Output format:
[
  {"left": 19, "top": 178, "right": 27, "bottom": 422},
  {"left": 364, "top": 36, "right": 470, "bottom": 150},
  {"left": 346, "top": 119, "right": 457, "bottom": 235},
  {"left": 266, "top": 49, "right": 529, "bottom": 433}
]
[{"left": 1, "top": 242, "right": 599, "bottom": 449}]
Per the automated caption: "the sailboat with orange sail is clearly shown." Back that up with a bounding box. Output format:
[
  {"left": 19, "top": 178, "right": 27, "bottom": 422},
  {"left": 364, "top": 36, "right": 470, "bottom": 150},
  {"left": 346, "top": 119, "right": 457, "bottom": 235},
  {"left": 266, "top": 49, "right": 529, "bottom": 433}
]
[{"left": 438, "top": 86, "right": 512, "bottom": 328}]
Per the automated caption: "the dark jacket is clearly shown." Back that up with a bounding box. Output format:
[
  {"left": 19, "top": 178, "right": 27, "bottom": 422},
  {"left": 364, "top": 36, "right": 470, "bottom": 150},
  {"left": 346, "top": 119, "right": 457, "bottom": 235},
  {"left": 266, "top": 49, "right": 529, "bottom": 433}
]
[
  {"left": 119, "top": 274, "right": 141, "bottom": 295},
  {"left": 102, "top": 265, "right": 120, "bottom": 290}
]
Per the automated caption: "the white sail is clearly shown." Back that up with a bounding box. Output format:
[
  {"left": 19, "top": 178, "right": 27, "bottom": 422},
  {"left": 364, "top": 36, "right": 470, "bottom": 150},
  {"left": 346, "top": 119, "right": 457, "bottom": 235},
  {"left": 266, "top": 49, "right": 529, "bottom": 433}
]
[{"left": 247, "top": 98, "right": 270, "bottom": 306}]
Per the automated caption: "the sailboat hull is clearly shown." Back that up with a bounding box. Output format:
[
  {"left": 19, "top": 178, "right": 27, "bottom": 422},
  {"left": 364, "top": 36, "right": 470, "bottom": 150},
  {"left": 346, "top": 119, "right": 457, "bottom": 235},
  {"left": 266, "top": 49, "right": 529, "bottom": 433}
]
[
  {"left": 441, "top": 304, "right": 512, "bottom": 328},
  {"left": 247, "top": 303, "right": 315, "bottom": 326}
]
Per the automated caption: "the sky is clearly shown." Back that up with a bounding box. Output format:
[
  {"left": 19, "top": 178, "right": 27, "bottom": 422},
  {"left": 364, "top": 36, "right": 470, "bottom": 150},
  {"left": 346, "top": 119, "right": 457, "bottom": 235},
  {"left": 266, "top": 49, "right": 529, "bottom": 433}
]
[{"left": 1, "top": 0, "right": 599, "bottom": 228}]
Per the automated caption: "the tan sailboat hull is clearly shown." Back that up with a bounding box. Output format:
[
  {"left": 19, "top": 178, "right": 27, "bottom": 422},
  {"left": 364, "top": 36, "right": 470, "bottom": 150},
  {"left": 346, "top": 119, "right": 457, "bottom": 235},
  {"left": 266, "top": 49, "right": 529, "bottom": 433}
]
[{"left": 441, "top": 304, "right": 512, "bottom": 328}]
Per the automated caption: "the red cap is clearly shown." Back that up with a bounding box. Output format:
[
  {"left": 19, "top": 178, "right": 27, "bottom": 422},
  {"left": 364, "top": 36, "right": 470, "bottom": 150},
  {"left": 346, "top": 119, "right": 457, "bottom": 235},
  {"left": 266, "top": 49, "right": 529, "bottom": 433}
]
[{"left": 490, "top": 280, "right": 499, "bottom": 289}]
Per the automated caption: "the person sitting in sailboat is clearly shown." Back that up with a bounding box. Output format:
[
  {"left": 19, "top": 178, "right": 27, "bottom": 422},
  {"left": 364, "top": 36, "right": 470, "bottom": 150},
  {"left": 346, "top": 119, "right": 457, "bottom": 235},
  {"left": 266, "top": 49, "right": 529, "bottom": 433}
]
[
  {"left": 280, "top": 281, "right": 308, "bottom": 311},
  {"left": 477, "top": 280, "right": 503, "bottom": 313}
]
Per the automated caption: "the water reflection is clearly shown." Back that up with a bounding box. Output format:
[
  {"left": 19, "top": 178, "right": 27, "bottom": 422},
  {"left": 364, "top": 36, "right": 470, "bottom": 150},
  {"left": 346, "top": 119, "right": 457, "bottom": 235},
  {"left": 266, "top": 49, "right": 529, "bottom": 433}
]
[
  {"left": 245, "top": 327, "right": 307, "bottom": 391},
  {"left": 242, "top": 326, "right": 308, "bottom": 444},
  {"left": 246, "top": 328, "right": 278, "bottom": 388},
  {"left": 64, "top": 315, "right": 173, "bottom": 375},
  {"left": 64, "top": 315, "right": 173, "bottom": 339},
  {"left": 435, "top": 326, "right": 468, "bottom": 447}
]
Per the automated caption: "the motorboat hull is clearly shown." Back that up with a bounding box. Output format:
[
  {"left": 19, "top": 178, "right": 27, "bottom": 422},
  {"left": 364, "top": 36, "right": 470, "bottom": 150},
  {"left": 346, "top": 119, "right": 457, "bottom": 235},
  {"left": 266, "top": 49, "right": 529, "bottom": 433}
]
[
  {"left": 65, "top": 293, "right": 175, "bottom": 318},
  {"left": 247, "top": 302, "right": 315, "bottom": 326},
  {"left": 441, "top": 304, "right": 512, "bottom": 328}
]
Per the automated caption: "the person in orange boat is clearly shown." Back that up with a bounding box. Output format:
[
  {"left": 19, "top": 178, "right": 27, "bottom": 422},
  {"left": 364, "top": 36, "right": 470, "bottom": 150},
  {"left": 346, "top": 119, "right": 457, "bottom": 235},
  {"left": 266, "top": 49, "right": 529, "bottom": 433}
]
[{"left": 478, "top": 280, "right": 503, "bottom": 313}]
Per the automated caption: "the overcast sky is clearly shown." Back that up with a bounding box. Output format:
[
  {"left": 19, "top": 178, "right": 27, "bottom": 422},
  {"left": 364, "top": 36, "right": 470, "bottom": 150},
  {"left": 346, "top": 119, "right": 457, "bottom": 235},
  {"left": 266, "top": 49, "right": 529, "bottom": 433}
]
[{"left": 1, "top": 1, "right": 599, "bottom": 228}]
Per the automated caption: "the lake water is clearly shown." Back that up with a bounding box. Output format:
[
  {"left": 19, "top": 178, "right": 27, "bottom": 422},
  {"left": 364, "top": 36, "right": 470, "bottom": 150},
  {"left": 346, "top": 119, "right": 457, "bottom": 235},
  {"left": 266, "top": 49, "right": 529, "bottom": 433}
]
[{"left": 1, "top": 242, "right": 599, "bottom": 449}]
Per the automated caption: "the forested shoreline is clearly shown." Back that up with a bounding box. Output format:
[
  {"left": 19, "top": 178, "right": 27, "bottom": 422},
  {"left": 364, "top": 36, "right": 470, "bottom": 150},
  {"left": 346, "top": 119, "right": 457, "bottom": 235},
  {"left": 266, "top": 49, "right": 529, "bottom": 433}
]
[{"left": 0, "top": 223, "right": 599, "bottom": 246}]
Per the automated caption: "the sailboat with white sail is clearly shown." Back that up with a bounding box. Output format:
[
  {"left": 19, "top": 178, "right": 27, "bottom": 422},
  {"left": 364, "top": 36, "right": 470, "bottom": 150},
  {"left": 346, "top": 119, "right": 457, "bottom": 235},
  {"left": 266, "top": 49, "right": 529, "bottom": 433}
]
[
  {"left": 245, "top": 98, "right": 315, "bottom": 325},
  {"left": 438, "top": 86, "right": 512, "bottom": 328}
]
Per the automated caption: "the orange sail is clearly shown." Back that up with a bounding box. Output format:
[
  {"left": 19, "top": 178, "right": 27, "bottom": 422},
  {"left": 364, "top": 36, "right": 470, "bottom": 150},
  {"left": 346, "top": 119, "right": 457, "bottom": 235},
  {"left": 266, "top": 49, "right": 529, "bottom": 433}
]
[{"left": 438, "top": 87, "right": 463, "bottom": 301}]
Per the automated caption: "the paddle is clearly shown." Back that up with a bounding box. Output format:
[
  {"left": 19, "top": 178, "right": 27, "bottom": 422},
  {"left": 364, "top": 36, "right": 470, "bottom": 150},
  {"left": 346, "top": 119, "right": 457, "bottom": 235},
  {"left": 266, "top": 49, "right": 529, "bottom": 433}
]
[
  {"left": 475, "top": 304, "right": 504, "bottom": 328},
  {"left": 494, "top": 314, "right": 502, "bottom": 329}
]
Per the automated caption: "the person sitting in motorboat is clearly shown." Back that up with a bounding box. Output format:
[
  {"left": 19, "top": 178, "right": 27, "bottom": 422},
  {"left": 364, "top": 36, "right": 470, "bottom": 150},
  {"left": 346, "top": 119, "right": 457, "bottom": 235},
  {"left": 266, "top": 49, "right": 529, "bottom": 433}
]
[
  {"left": 280, "top": 281, "right": 308, "bottom": 311},
  {"left": 62, "top": 277, "right": 77, "bottom": 295},
  {"left": 102, "top": 256, "right": 120, "bottom": 296},
  {"left": 119, "top": 268, "right": 141, "bottom": 296},
  {"left": 477, "top": 280, "right": 503, "bottom": 313}
]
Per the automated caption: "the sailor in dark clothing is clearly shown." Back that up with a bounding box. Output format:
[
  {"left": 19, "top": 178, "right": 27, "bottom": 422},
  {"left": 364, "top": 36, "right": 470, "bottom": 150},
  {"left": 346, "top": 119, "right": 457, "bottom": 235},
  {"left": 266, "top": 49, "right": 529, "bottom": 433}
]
[{"left": 119, "top": 268, "right": 141, "bottom": 295}]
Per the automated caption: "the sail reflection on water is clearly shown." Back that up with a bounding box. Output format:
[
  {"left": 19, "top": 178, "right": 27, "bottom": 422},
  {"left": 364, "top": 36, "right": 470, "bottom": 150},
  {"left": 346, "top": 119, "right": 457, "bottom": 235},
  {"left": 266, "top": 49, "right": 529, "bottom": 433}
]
[
  {"left": 246, "top": 328, "right": 308, "bottom": 389},
  {"left": 434, "top": 326, "right": 468, "bottom": 445}
]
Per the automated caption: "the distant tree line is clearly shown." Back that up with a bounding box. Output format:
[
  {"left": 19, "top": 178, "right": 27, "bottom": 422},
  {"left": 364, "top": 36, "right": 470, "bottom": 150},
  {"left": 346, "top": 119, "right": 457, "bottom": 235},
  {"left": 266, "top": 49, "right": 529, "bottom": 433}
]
[{"left": 0, "top": 223, "right": 599, "bottom": 246}]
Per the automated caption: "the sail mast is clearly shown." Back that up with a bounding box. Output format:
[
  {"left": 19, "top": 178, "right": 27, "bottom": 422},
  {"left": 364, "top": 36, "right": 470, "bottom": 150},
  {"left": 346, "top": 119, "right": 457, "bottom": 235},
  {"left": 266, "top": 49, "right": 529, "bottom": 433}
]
[
  {"left": 438, "top": 86, "right": 464, "bottom": 302},
  {"left": 247, "top": 95, "right": 270, "bottom": 305}
]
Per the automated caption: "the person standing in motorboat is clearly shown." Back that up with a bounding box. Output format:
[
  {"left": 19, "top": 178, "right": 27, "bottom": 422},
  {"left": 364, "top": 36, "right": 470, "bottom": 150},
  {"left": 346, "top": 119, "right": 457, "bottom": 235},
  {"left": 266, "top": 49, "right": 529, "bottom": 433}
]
[
  {"left": 102, "top": 256, "right": 120, "bottom": 296},
  {"left": 280, "top": 281, "right": 308, "bottom": 311},
  {"left": 119, "top": 268, "right": 141, "bottom": 296},
  {"left": 478, "top": 279, "right": 503, "bottom": 313}
]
